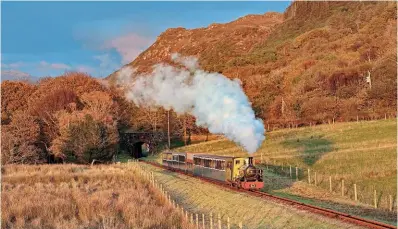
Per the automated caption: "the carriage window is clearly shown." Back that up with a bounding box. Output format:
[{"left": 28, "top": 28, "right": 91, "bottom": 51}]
[
  {"left": 215, "top": 161, "right": 224, "bottom": 170},
  {"left": 210, "top": 160, "right": 215, "bottom": 168},
  {"left": 215, "top": 161, "right": 220, "bottom": 169},
  {"left": 235, "top": 160, "right": 240, "bottom": 165},
  {"left": 204, "top": 159, "right": 211, "bottom": 168},
  {"left": 194, "top": 158, "right": 200, "bottom": 165},
  {"left": 178, "top": 155, "right": 185, "bottom": 162},
  {"left": 227, "top": 162, "right": 232, "bottom": 168}
]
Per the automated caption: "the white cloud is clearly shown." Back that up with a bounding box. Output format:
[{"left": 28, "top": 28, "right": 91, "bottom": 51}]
[
  {"left": 104, "top": 33, "right": 154, "bottom": 64},
  {"left": 2, "top": 62, "right": 25, "bottom": 69},
  {"left": 74, "top": 65, "right": 95, "bottom": 74},
  {"left": 39, "top": 61, "right": 70, "bottom": 70}
]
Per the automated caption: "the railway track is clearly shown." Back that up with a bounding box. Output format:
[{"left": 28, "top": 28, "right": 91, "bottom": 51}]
[{"left": 141, "top": 160, "right": 397, "bottom": 229}]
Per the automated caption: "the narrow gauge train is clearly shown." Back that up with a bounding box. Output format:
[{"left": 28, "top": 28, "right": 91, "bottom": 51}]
[{"left": 162, "top": 152, "right": 264, "bottom": 190}]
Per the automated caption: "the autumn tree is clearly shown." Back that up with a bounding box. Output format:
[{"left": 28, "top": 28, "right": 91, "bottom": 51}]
[
  {"left": 51, "top": 114, "right": 118, "bottom": 163},
  {"left": 50, "top": 91, "right": 119, "bottom": 163},
  {"left": 1, "top": 112, "right": 44, "bottom": 164},
  {"left": 1, "top": 81, "right": 37, "bottom": 124},
  {"left": 29, "top": 88, "right": 79, "bottom": 148}
]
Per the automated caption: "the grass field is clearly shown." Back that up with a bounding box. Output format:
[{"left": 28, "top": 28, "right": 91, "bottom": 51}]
[
  {"left": 1, "top": 164, "right": 188, "bottom": 229},
  {"left": 138, "top": 162, "right": 362, "bottom": 229},
  {"left": 170, "top": 119, "right": 397, "bottom": 212}
]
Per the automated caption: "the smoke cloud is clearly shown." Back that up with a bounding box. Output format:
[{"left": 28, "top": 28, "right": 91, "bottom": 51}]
[{"left": 116, "top": 53, "right": 265, "bottom": 153}]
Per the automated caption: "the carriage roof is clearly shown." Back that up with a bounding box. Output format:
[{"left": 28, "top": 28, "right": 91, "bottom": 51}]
[
  {"left": 164, "top": 151, "right": 244, "bottom": 160},
  {"left": 192, "top": 154, "right": 239, "bottom": 160},
  {"left": 163, "top": 152, "right": 186, "bottom": 156}
]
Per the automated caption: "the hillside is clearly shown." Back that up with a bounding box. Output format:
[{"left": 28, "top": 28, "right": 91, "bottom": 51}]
[
  {"left": 170, "top": 119, "right": 397, "bottom": 214},
  {"left": 108, "top": 1, "right": 397, "bottom": 127},
  {"left": 0, "top": 70, "right": 38, "bottom": 83}
]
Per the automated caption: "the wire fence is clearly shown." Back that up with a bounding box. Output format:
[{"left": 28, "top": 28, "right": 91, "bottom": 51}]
[
  {"left": 127, "top": 159, "right": 245, "bottom": 229},
  {"left": 260, "top": 162, "right": 397, "bottom": 212}
]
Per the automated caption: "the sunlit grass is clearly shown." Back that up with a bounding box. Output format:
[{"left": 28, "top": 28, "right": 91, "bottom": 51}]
[
  {"left": 1, "top": 164, "right": 187, "bottom": 229},
  {"left": 140, "top": 163, "right": 359, "bottom": 229},
  {"left": 171, "top": 119, "right": 397, "bottom": 206}
]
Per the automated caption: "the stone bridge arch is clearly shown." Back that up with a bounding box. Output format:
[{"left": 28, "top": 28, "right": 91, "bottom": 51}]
[{"left": 120, "top": 130, "right": 165, "bottom": 158}]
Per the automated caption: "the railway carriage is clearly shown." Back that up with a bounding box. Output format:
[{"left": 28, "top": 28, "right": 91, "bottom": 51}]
[
  {"left": 162, "top": 151, "right": 264, "bottom": 190},
  {"left": 162, "top": 152, "right": 187, "bottom": 171}
]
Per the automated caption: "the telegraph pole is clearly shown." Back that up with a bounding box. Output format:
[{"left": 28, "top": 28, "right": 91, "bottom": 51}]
[
  {"left": 366, "top": 70, "right": 372, "bottom": 89},
  {"left": 183, "top": 114, "right": 187, "bottom": 145},
  {"left": 167, "top": 110, "right": 171, "bottom": 149}
]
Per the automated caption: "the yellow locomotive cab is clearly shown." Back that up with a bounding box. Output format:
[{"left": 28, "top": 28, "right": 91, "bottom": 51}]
[{"left": 232, "top": 157, "right": 245, "bottom": 180}]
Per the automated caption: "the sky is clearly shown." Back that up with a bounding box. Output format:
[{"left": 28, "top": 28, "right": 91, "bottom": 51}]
[{"left": 1, "top": 1, "right": 291, "bottom": 80}]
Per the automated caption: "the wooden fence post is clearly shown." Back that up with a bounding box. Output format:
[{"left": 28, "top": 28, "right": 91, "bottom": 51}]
[
  {"left": 296, "top": 167, "right": 298, "bottom": 181},
  {"left": 329, "top": 176, "right": 332, "bottom": 192},
  {"left": 341, "top": 179, "right": 344, "bottom": 196},
  {"left": 239, "top": 221, "right": 243, "bottom": 229},
  {"left": 314, "top": 172, "right": 317, "bottom": 186},
  {"left": 202, "top": 214, "right": 205, "bottom": 229},
  {"left": 196, "top": 214, "right": 199, "bottom": 229},
  {"left": 218, "top": 214, "right": 221, "bottom": 229},
  {"left": 374, "top": 190, "right": 377, "bottom": 208},
  {"left": 354, "top": 184, "right": 357, "bottom": 201},
  {"left": 289, "top": 165, "right": 292, "bottom": 178},
  {"left": 389, "top": 195, "right": 393, "bottom": 212},
  {"left": 227, "top": 217, "right": 230, "bottom": 229},
  {"left": 308, "top": 169, "right": 311, "bottom": 184},
  {"left": 185, "top": 210, "right": 188, "bottom": 221},
  {"left": 210, "top": 213, "right": 213, "bottom": 229},
  {"left": 191, "top": 214, "right": 194, "bottom": 224}
]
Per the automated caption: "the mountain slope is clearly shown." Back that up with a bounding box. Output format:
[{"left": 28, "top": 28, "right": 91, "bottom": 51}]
[
  {"left": 109, "top": 12, "right": 284, "bottom": 75},
  {"left": 109, "top": 1, "right": 397, "bottom": 127}
]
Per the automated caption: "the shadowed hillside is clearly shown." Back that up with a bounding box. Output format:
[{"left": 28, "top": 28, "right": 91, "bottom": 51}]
[{"left": 108, "top": 1, "right": 397, "bottom": 127}]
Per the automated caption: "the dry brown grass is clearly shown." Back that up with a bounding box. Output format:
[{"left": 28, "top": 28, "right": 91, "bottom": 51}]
[{"left": 1, "top": 164, "right": 188, "bottom": 229}]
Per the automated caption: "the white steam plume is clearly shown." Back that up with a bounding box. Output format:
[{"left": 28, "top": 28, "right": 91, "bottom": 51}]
[{"left": 117, "top": 53, "right": 265, "bottom": 153}]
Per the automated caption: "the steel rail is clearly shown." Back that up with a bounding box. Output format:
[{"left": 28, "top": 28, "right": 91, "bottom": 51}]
[{"left": 140, "top": 160, "right": 396, "bottom": 229}]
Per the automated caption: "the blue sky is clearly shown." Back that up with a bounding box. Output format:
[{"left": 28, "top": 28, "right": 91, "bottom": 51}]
[{"left": 1, "top": 1, "right": 290, "bottom": 79}]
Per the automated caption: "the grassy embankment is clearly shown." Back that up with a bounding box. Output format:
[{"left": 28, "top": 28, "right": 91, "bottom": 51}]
[
  {"left": 139, "top": 162, "right": 362, "bottom": 229},
  {"left": 1, "top": 164, "right": 189, "bottom": 229},
  {"left": 164, "top": 119, "right": 397, "bottom": 221}
]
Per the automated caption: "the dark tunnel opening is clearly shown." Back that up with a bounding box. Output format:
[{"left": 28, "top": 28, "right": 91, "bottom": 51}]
[{"left": 131, "top": 142, "right": 149, "bottom": 158}]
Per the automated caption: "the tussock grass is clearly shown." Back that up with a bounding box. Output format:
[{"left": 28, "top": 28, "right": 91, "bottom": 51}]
[{"left": 2, "top": 164, "right": 186, "bottom": 229}]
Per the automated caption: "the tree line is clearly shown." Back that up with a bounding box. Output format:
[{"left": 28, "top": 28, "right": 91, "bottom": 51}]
[{"left": 1, "top": 72, "right": 204, "bottom": 165}]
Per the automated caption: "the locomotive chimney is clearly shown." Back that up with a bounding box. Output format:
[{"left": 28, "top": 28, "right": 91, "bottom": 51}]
[{"left": 248, "top": 157, "right": 253, "bottom": 165}]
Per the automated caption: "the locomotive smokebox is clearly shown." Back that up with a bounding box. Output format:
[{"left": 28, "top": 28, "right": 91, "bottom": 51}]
[{"left": 248, "top": 157, "right": 253, "bottom": 165}]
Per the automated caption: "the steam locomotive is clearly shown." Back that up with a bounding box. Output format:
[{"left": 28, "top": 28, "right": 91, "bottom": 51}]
[{"left": 162, "top": 152, "right": 264, "bottom": 190}]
